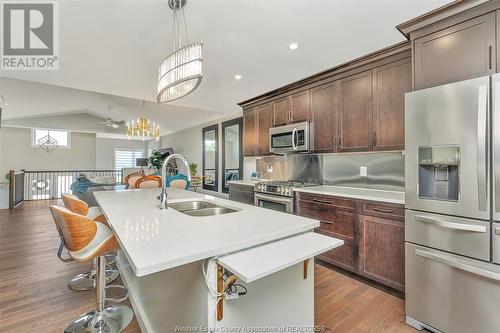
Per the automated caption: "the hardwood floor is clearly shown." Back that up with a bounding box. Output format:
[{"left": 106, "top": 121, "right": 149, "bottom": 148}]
[{"left": 0, "top": 200, "right": 417, "bottom": 333}]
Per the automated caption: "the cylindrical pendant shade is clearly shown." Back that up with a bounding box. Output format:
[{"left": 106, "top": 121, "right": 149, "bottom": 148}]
[{"left": 157, "top": 42, "right": 203, "bottom": 103}]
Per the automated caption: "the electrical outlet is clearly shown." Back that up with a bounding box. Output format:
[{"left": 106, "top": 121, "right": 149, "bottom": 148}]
[
  {"left": 360, "top": 166, "right": 367, "bottom": 177},
  {"left": 267, "top": 164, "right": 273, "bottom": 172}
]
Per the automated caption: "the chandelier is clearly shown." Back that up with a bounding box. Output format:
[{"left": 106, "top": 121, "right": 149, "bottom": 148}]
[
  {"left": 127, "top": 101, "right": 161, "bottom": 141},
  {"left": 157, "top": 0, "right": 203, "bottom": 103},
  {"left": 38, "top": 131, "right": 58, "bottom": 153}
]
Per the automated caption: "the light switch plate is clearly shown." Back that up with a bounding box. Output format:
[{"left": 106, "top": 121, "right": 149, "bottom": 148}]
[{"left": 360, "top": 166, "right": 367, "bottom": 177}]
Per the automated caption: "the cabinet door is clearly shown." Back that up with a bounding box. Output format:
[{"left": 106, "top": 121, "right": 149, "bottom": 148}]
[
  {"left": 372, "top": 59, "right": 411, "bottom": 151},
  {"left": 359, "top": 214, "right": 405, "bottom": 291},
  {"left": 272, "top": 97, "right": 290, "bottom": 126},
  {"left": 243, "top": 109, "right": 257, "bottom": 156},
  {"left": 414, "top": 12, "right": 496, "bottom": 90},
  {"left": 310, "top": 83, "right": 339, "bottom": 152},
  {"left": 339, "top": 71, "right": 373, "bottom": 152},
  {"left": 316, "top": 235, "right": 359, "bottom": 273},
  {"left": 256, "top": 103, "right": 272, "bottom": 155},
  {"left": 290, "top": 90, "right": 310, "bottom": 123}
]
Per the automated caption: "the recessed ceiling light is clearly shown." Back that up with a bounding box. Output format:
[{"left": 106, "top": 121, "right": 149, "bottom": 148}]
[
  {"left": 234, "top": 74, "right": 242, "bottom": 80},
  {"left": 288, "top": 43, "right": 299, "bottom": 50}
]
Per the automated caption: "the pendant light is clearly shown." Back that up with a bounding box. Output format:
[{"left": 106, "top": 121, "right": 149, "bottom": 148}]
[
  {"left": 126, "top": 100, "right": 161, "bottom": 141},
  {"left": 157, "top": 0, "right": 203, "bottom": 103}
]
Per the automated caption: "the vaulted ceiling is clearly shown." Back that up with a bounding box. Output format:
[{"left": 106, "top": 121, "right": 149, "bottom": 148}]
[{"left": 1, "top": 0, "right": 451, "bottom": 134}]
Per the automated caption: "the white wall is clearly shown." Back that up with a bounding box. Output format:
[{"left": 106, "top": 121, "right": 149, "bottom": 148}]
[
  {"left": 96, "top": 137, "right": 148, "bottom": 169},
  {"left": 159, "top": 112, "right": 242, "bottom": 196},
  {"left": 0, "top": 127, "right": 96, "bottom": 177},
  {"left": 0, "top": 126, "right": 151, "bottom": 177}
]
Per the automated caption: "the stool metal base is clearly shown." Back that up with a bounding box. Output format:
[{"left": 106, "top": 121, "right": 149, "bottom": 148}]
[
  {"left": 64, "top": 304, "right": 133, "bottom": 333},
  {"left": 68, "top": 269, "right": 120, "bottom": 291}
]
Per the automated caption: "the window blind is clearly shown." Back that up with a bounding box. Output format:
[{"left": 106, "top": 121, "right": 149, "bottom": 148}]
[{"left": 114, "top": 149, "right": 144, "bottom": 170}]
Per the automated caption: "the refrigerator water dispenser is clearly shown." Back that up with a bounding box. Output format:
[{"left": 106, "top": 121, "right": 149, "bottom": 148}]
[{"left": 418, "top": 146, "right": 460, "bottom": 202}]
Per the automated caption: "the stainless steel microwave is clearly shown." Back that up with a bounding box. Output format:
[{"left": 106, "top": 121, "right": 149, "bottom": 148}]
[{"left": 269, "top": 121, "right": 310, "bottom": 154}]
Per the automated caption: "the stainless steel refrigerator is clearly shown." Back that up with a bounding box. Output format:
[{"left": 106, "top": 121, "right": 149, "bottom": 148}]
[{"left": 405, "top": 74, "right": 500, "bottom": 333}]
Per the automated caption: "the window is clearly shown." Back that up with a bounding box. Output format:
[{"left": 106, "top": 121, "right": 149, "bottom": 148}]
[
  {"left": 32, "top": 129, "right": 70, "bottom": 148},
  {"left": 114, "top": 149, "right": 144, "bottom": 170}
]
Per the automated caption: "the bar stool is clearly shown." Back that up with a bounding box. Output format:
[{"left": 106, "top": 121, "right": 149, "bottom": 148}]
[
  {"left": 50, "top": 205, "right": 133, "bottom": 333},
  {"left": 61, "top": 193, "right": 119, "bottom": 290},
  {"left": 135, "top": 175, "right": 162, "bottom": 188}
]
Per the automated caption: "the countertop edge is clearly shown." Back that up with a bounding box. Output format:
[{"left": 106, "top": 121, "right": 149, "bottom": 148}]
[
  {"left": 133, "top": 222, "right": 319, "bottom": 276},
  {"left": 294, "top": 186, "right": 405, "bottom": 205}
]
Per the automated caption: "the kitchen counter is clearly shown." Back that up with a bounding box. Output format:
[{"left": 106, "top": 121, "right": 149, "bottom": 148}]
[
  {"left": 94, "top": 187, "right": 319, "bottom": 276},
  {"left": 227, "top": 179, "right": 261, "bottom": 186},
  {"left": 295, "top": 185, "right": 405, "bottom": 205}
]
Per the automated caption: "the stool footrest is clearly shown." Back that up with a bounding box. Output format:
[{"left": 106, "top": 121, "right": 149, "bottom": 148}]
[
  {"left": 104, "top": 253, "right": 117, "bottom": 266},
  {"left": 104, "top": 284, "right": 129, "bottom": 304}
]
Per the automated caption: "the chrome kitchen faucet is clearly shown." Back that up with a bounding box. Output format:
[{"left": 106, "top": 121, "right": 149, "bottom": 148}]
[{"left": 158, "top": 153, "right": 192, "bottom": 209}]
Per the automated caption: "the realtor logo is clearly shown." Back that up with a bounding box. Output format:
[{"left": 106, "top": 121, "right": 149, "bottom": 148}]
[{"left": 1, "top": 1, "right": 59, "bottom": 70}]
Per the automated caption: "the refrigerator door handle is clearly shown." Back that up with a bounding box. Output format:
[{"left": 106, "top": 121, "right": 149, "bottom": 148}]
[
  {"left": 477, "top": 84, "right": 488, "bottom": 212},
  {"left": 495, "top": 227, "right": 500, "bottom": 236},
  {"left": 494, "top": 75, "right": 500, "bottom": 213},
  {"left": 415, "top": 215, "right": 487, "bottom": 233},
  {"left": 415, "top": 249, "right": 500, "bottom": 282}
]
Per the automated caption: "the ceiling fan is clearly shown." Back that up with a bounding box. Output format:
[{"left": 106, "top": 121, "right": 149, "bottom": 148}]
[
  {"left": 99, "top": 117, "right": 123, "bottom": 128},
  {"left": 99, "top": 105, "right": 124, "bottom": 129}
]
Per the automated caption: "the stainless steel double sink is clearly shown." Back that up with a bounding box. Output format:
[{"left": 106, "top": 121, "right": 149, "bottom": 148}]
[{"left": 169, "top": 200, "right": 238, "bottom": 217}]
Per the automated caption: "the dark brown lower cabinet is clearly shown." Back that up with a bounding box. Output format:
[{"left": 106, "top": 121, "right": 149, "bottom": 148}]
[
  {"left": 296, "top": 192, "right": 404, "bottom": 291},
  {"left": 316, "top": 230, "right": 359, "bottom": 273},
  {"left": 228, "top": 184, "right": 254, "bottom": 205},
  {"left": 359, "top": 214, "right": 405, "bottom": 291}
]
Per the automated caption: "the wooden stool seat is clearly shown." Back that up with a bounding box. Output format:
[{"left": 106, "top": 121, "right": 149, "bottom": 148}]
[
  {"left": 62, "top": 193, "right": 108, "bottom": 226},
  {"left": 135, "top": 175, "right": 162, "bottom": 188},
  {"left": 49, "top": 205, "right": 133, "bottom": 333}
]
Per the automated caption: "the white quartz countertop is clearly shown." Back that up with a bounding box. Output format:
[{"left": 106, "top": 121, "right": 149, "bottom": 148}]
[
  {"left": 227, "top": 179, "right": 260, "bottom": 186},
  {"left": 294, "top": 185, "right": 405, "bottom": 205},
  {"left": 94, "top": 188, "right": 319, "bottom": 276}
]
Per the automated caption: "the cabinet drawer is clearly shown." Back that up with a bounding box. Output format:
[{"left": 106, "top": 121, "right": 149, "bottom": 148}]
[
  {"left": 316, "top": 232, "right": 358, "bottom": 273},
  {"left": 358, "top": 200, "right": 404, "bottom": 221},
  {"left": 296, "top": 192, "right": 356, "bottom": 211},
  {"left": 405, "top": 210, "right": 490, "bottom": 261},
  {"left": 298, "top": 200, "right": 357, "bottom": 242}
]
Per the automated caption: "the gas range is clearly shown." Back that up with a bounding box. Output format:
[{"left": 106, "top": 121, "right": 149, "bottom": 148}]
[{"left": 254, "top": 180, "right": 319, "bottom": 197}]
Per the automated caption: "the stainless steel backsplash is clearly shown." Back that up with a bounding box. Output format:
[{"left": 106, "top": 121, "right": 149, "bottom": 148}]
[
  {"left": 323, "top": 152, "right": 405, "bottom": 191},
  {"left": 255, "top": 152, "right": 404, "bottom": 191},
  {"left": 256, "top": 154, "right": 323, "bottom": 184}
]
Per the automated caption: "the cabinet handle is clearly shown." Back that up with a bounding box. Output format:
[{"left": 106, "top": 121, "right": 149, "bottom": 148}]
[
  {"left": 373, "top": 207, "right": 394, "bottom": 214},
  {"left": 373, "top": 132, "right": 377, "bottom": 147},
  {"left": 313, "top": 199, "right": 334, "bottom": 205},
  {"left": 334, "top": 136, "right": 337, "bottom": 151}
]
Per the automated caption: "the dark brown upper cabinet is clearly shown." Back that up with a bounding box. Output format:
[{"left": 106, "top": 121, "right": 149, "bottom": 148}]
[
  {"left": 339, "top": 70, "right": 373, "bottom": 152},
  {"left": 272, "top": 90, "right": 310, "bottom": 126},
  {"left": 310, "top": 82, "right": 340, "bottom": 152},
  {"left": 256, "top": 103, "right": 272, "bottom": 154},
  {"left": 272, "top": 96, "right": 290, "bottom": 126},
  {"left": 414, "top": 12, "right": 496, "bottom": 90},
  {"left": 243, "top": 108, "right": 257, "bottom": 156},
  {"left": 372, "top": 59, "right": 411, "bottom": 151},
  {"left": 289, "top": 90, "right": 310, "bottom": 123}
]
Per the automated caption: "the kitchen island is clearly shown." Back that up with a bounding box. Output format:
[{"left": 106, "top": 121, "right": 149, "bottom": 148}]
[{"left": 94, "top": 188, "right": 342, "bottom": 333}]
